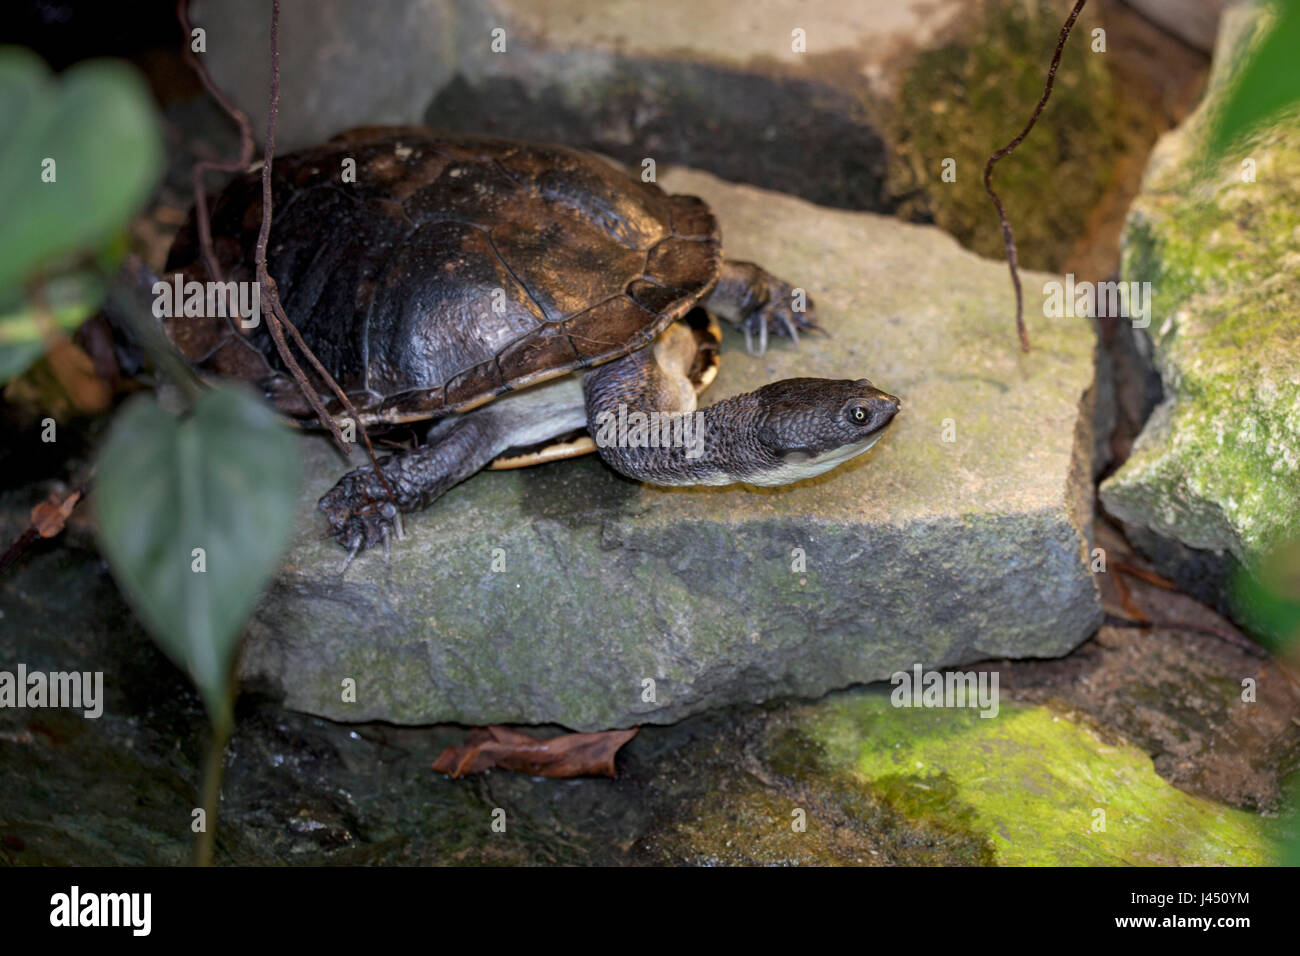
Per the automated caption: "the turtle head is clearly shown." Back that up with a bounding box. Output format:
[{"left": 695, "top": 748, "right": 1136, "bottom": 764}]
[{"left": 746, "top": 377, "right": 900, "bottom": 485}]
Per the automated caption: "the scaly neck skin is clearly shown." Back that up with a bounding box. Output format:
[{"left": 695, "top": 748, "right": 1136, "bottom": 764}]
[
  {"left": 590, "top": 389, "right": 776, "bottom": 487},
  {"left": 583, "top": 346, "right": 899, "bottom": 489},
  {"left": 583, "top": 348, "right": 780, "bottom": 486}
]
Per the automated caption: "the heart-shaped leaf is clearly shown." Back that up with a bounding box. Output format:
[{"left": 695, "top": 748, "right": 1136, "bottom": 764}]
[
  {"left": 94, "top": 387, "right": 302, "bottom": 727},
  {"left": 0, "top": 47, "right": 163, "bottom": 299}
]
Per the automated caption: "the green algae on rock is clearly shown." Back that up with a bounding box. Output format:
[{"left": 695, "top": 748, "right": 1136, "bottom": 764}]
[
  {"left": 1101, "top": 2, "right": 1300, "bottom": 570},
  {"left": 789, "top": 691, "right": 1285, "bottom": 865}
]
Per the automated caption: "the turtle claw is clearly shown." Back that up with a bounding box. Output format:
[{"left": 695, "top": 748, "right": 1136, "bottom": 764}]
[
  {"left": 339, "top": 538, "right": 362, "bottom": 575},
  {"left": 319, "top": 465, "right": 406, "bottom": 561},
  {"left": 743, "top": 313, "right": 771, "bottom": 356},
  {"left": 740, "top": 284, "right": 818, "bottom": 357}
]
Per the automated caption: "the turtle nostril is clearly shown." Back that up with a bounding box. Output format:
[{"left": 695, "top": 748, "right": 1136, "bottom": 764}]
[{"left": 867, "top": 394, "right": 900, "bottom": 428}]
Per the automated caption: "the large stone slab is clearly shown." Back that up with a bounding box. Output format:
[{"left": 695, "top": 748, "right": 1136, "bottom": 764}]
[
  {"left": 1100, "top": 2, "right": 1300, "bottom": 573},
  {"left": 237, "top": 167, "right": 1100, "bottom": 730}
]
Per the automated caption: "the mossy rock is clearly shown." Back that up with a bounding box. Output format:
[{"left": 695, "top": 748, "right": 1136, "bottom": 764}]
[
  {"left": 886, "top": 0, "right": 1122, "bottom": 273},
  {"left": 1101, "top": 2, "right": 1300, "bottom": 568},
  {"left": 772, "top": 691, "right": 1287, "bottom": 865}
]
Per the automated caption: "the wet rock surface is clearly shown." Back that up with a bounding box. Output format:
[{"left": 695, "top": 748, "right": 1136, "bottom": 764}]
[
  {"left": 237, "top": 166, "right": 1100, "bottom": 729},
  {"left": 1, "top": 521, "right": 1293, "bottom": 865}
]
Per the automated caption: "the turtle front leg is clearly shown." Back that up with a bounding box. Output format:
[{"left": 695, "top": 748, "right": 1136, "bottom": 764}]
[
  {"left": 318, "top": 413, "right": 506, "bottom": 564},
  {"left": 704, "top": 260, "right": 823, "bottom": 356}
]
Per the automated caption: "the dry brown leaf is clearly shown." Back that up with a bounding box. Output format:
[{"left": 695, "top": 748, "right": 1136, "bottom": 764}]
[
  {"left": 433, "top": 725, "right": 638, "bottom": 779},
  {"left": 1110, "top": 564, "right": 1149, "bottom": 623},
  {"left": 31, "top": 490, "right": 83, "bottom": 539},
  {"left": 45, "top": 338, "right": 112, "bottom": 414}
]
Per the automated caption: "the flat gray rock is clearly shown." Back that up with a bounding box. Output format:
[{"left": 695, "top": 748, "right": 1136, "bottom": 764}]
[
  {"left": 239, "top": 168, "right": 1101, "bottom": 730},
  {"left": 189, "top": 0, "right": 969, "bottom": 209},
  {"left": 192, "top": 0, "right": 968, "bottom": 146}
]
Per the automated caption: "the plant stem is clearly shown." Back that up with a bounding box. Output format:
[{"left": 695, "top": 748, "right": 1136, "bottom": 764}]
[
  {"left": 193, "top": 712, "right": 232, "bottom": 866},
  {"left": 107, "top": 257, "right": 207, "bottom": 406}
]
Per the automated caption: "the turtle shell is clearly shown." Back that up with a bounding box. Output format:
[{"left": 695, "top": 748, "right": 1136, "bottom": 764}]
[{"left": 164, "top": 126, "right": 722, "bottom": 425}]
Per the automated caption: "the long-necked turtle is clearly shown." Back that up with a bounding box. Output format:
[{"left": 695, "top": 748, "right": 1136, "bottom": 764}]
[{"left": 164, "top": 127, "right": 900, "bottom": 558}]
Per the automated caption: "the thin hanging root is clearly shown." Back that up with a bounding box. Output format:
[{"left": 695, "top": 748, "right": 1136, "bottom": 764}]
[
  {"left": 983, "top": 0, "right": 1087, "bottom": 352},
  {"left": 181, "top": 0, "right": 400, "bottom": 516},
  {"left": 256, "top": 0, "right": 396, "bottom": 505},
  {"left": 248, "top": 0, "right": 351, "bottom": 453},
  {"left": 264, "top": 277, "right": 397, "bottom": 504},
  {"left": 177, "top": 0, "right": 254, "bottom": 303}
]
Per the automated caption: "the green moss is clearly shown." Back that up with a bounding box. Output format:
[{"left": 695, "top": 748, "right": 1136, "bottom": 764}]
[
  {"left": 654, "top": 688, "right": 1292, "bottom": 866},
  {"left": 650, "top": 723, "right": 995, "bottom": 865},
  {"left": 792, "top": 691, "right": 1287, "bottom": 865},
  {"left": 887, "top": 0, "right": 1121, "bottom": 272}
]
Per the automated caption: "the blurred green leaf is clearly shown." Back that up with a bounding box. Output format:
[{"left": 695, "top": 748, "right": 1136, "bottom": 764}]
[
  {"left": 1233, "top": 541, "right": 1300, "bottom": 653},
  {"left": 1286, "top": 781, "right": 1300, "bottom": 866},
  {"left": 0, "top": 270, "right": 104, "bottom": 382},
  {"left": 1233, "top": 542, "right": 1300, "bottom": 865},
  {"left": 1207, "top": 0, "right": 1300, "bottom": 159},
  {"left": 0, "top": 47, "right": 163, "bottom": 295},
  {"left": 0, "top": 46, "right": 162, "bottom": 383},
  {"left": 94, "top": 387, "right": 302, "bottom": 728}
]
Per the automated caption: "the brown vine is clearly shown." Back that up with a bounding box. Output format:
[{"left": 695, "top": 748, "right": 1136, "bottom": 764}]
[
  {"left": 178, "top": 0, "right": 396, "bottom": 507},
  {"left": 983, "top": 0, "right": 1088, "bottom": 352}
]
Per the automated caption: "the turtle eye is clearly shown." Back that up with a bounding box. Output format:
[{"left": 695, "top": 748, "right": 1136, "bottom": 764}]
[{"left": 848, "top": 405, "right": 869, "bottom": 425}]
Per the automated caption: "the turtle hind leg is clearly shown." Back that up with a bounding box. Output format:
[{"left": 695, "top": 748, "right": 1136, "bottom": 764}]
[
  {"left": 318, "top": 411, "right": 507, "bottom": 555},
  {"left": 703, "top": 260, "right": 823, "bottom": 356}
]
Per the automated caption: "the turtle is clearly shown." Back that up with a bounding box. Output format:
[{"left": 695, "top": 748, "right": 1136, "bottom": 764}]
[{"left": 163, "top": 127, "right": 901, "bottom": 561}]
